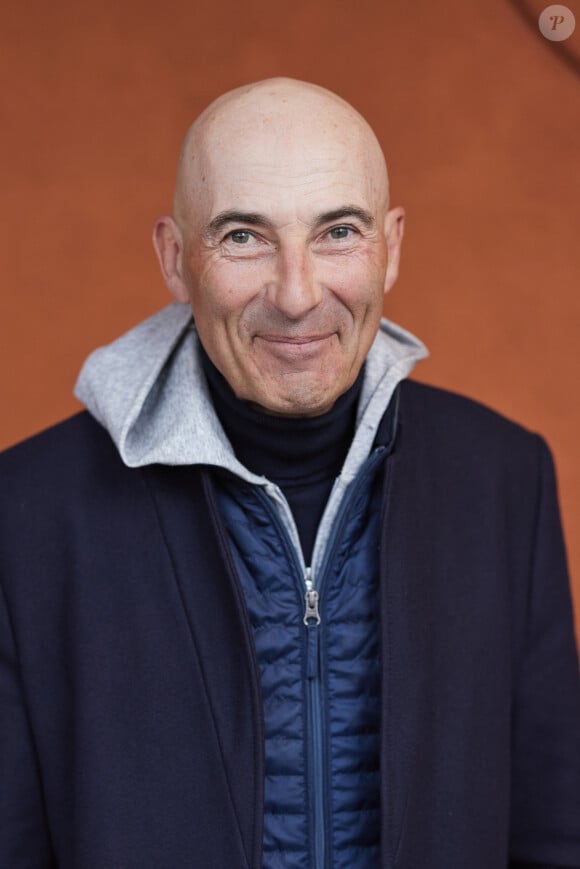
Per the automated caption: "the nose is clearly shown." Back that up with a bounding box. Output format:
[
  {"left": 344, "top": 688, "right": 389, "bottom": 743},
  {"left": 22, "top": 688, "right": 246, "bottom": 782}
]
[{"left": 268, "top": 244, "right": 322, "bottom": 320}]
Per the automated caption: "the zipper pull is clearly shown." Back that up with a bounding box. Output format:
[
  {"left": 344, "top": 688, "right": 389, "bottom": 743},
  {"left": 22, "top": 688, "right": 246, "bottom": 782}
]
[
  {"left": 304, "top": 588, "right": 321, "bottom": 626},
  {"left": 303, "top": 569, "right": 321, "bottom": 678},
  {"left": 303, "top": 570, "right": 321, "bottom": 626}
]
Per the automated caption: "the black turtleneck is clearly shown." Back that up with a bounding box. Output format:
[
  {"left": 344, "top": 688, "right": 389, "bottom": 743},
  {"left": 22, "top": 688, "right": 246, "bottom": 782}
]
[{"left": 200, "top": 345, "right": 364, "bottom": 564}]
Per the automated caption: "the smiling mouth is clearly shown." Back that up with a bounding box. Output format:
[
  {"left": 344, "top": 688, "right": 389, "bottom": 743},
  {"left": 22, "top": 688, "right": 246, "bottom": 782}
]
[
  {"left": 258, "top": 334, "right": 333, "bottom": 345},
  {"left": 255, "top": 333, "right": 335, "bottom": 360}
]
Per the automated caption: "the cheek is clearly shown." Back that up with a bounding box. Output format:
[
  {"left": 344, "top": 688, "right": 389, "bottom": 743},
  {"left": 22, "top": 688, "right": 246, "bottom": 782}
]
[
  {"left": 321, "top": 252, "right": 387, "bottom": 310},
  {"left": 191, "top": 259, "right": 268, "bottom": 320}
]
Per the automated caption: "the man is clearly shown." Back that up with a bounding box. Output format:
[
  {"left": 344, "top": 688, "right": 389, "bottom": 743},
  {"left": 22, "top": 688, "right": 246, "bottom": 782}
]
[{"left": 0, "top": 78, "right": 579, "bottom": 869}]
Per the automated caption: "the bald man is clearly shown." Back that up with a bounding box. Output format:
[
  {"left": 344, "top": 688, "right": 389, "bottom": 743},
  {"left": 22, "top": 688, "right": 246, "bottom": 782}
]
[{"left": 1, "top": 78, "right": 579, "bottom": 869}]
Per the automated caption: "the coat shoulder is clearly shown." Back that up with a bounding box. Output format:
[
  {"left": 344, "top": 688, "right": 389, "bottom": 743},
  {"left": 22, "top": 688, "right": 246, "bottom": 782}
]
[
  {"left": 0, "top": 412, "right": 127, "bottom": 522},
  {"left": 400, "top": 379, "right": 542, "bottom": 449},
  {"left": 397, "top": 379, "right": 550, "bottom": 489},
  {"left": 0, "top": 412, "right": 119, "bottom": 475}
]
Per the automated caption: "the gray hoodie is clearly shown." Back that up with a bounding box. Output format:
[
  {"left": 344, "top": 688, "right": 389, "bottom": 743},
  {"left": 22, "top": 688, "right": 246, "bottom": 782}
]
[{"left": 74, "top": 301, "right": 428, "bottom": 575}]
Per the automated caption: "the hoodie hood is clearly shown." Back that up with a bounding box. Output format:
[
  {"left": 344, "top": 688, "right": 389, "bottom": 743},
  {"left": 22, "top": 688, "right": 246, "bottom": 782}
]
[{"left": 74, "top": 302, "right": 428, "bottom": 485}]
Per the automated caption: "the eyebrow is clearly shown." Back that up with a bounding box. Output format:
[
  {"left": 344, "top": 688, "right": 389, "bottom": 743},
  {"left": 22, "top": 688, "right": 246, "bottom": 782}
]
[
  {"left": 202, "top": 205, "right": 375, "bottom": 239},
  {"left": 203, "top": 211, "right": 275, "bottom": 239},
  {"left": 316, "top": 206, "right": 375, "bottom": 228}
]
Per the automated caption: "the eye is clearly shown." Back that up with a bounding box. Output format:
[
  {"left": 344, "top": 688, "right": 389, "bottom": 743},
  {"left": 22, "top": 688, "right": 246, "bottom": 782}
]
[
  {"left": 227, "top": 230, "right": 253, "bottom": 244},
  {"left": 328, "top": 225, "right": 354, "bottom": 240}
]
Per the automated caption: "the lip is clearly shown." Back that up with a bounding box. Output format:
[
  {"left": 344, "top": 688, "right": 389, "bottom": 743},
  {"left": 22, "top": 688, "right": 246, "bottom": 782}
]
[
  {"left": 255, "top": 333, "right": 335, "bottom": 359},
  {"left": 257, "top": 333, "right": 333, "bottom": 345}
]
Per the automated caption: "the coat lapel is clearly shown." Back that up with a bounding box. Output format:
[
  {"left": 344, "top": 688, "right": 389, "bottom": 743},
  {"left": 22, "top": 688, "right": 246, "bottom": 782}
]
[
  {"left": 143, "top": 463, "right": 264, "bottom": 869},
  {"left": 378, "top": 405, "right": 443, "bottom": 867}
]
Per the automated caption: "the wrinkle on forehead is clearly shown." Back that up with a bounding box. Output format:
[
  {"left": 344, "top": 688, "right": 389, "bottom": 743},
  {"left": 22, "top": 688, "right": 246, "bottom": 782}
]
[{"left": 172, "top": 77, "right": 390, "bottom": 232}]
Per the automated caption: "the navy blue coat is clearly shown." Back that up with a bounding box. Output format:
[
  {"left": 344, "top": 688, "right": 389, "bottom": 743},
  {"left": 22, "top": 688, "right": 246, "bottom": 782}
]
[{"left": 1, "top": 380, "right": 579, "bottom": 868}]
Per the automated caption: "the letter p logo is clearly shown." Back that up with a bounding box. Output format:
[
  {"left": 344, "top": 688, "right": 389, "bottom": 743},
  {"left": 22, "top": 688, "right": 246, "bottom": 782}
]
[{"left": 539, "top": 5, "right": 576, "bottom": 41}]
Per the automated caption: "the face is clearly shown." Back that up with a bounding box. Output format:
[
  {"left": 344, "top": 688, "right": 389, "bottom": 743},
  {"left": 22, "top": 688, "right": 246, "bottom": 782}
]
[{"left": 155, "top": 96, "right": 404, "bottom": 417}]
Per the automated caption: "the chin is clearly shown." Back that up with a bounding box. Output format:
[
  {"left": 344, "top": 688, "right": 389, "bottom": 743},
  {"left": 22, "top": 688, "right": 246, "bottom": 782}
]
[{"left": 253, "top": 379, "right": 343, "bottom": 418}]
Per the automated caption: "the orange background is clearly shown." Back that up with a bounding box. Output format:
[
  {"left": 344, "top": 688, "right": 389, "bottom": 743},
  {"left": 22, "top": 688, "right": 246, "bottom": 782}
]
[{"left": 1, "top": 0, "right": 579, "bottom": 641}]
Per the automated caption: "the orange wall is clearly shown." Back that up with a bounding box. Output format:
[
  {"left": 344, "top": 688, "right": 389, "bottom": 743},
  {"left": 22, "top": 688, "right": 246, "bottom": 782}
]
[{"left": 1, "top": 0, "right": 579, "bottom": 640}]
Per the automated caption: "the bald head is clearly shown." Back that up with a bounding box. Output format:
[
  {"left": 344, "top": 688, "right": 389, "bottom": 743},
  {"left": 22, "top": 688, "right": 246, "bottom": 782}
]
[{"left": 172, "top": 77, "right": 390, "bottom": 231}]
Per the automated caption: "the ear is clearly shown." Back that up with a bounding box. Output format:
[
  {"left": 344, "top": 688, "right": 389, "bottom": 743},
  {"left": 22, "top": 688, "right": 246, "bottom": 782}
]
[
  {"left": 383, "top": 206, "right": 405, "bottom": 294},
  {"left": 152, "top": 216, "right": 190, "bottom": 304}
]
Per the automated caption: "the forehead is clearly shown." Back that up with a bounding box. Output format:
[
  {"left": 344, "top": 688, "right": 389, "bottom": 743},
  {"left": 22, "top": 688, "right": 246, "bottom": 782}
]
[{"left": 187, "top": 112, "right": 383, "bottom": 224}]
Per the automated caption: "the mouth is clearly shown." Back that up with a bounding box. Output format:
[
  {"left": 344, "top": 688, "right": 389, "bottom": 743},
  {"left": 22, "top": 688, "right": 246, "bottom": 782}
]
[
  {"left": 255, "top": 333, "right": 335, "bottom": 359},
  {"left": 258, "top": 333, "right": 333, "bottom": 345}
]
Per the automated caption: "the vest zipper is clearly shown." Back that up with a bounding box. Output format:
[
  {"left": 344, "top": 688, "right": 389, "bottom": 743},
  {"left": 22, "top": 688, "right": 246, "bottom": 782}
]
[
  {"left": 304, "top": 567, "right": 325, "bottom": 869},
  {"left": 301, "top": 447, "right": 388, "bottom": 869},
  {"left": 256, "top": 445, "right": 387, "bottom": 869},
  {"left": 252, "top": 487, "right": 329, "bottom": 869}
]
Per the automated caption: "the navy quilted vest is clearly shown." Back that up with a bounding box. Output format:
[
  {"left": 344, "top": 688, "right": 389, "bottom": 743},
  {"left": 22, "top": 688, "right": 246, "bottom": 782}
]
[{"left": 216, "top": 446, "right": 386, "bottom": 868}]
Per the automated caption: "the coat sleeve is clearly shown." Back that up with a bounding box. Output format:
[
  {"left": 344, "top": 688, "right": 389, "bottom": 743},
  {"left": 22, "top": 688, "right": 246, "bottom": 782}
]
[
  {"left": 508, "top": 437, "right": 580, "bottom": 868},
  {"left": 0, "top": 579, "right": 56, "bottom": 866}
]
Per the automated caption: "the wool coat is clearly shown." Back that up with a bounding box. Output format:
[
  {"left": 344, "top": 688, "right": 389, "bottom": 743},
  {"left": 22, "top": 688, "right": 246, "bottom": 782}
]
[{"left": 1, "top": 380, "right": 579, "bottom": 868}]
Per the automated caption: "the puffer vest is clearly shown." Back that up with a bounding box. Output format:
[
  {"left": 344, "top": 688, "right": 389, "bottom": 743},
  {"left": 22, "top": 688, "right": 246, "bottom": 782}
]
[{"left": 216, "top": 445, "right": 387, "bottom": 869}]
